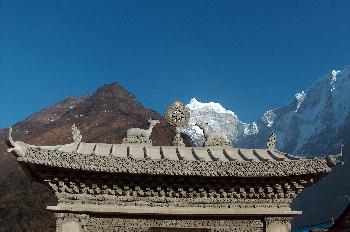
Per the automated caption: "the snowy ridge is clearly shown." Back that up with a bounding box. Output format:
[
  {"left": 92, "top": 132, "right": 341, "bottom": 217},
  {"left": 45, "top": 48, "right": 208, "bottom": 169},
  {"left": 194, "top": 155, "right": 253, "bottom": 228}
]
[
  {"left": 262, "top": 110, "right": 277, "bottom": 127},
  {"left": 187, "top": 98, "right": 238, "bottom": 118},
  {"left": 183, "top": 98, "right": 258, "bottom": 146},
  {"left": 243, "top": 122, "right": 259, "bottom": 135},
  {"left": 182, "top": 65, "right": 350, "bottom": 156},
  {"left": 294, "top": 91, "right": 306, "bottom": 112},
  {"left": 330, "top": 69, "right": 341, "bottom": 92},
  {"left": 254, "top": 66, "right": 350, "bottom": 154}
]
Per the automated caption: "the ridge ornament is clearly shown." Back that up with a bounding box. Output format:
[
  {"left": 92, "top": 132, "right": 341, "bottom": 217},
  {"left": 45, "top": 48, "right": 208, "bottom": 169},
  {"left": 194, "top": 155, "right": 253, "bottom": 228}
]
[
  {"left": 165, "top": 100, "right": 190, "bottom": 146},
  {"left": 71, "top": 124, "right": 82, "bottom": 143}
]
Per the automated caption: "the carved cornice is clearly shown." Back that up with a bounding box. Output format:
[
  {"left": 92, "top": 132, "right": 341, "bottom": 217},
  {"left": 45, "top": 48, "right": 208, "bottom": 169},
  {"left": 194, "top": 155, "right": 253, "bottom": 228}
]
[{"left": 19, "top": 147, "right": 332, "bottom": 177}]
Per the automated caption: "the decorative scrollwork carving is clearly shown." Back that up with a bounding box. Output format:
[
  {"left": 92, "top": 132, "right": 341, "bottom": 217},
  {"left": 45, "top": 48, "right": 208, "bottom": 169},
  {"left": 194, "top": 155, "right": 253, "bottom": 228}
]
[
  {"left": 165, "top": 101, "right": 190, "bottom": 146},
  {"left": 165, "top": 101, "right": 190, "bottom": 128}
]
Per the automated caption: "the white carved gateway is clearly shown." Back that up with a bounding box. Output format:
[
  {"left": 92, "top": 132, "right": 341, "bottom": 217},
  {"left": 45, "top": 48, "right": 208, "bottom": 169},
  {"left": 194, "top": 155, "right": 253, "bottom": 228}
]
[{"left": 6, "top": 101, "right": 343, "bottom": 232}]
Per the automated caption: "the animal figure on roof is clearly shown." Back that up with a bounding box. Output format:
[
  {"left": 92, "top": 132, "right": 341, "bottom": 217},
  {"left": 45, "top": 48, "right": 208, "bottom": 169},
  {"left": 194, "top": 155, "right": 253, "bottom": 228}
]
[
  {"left": 195, "top": 122, "right": 231, "bottom": 147},
  {"left": 123, "top": 119, "right": 160, "bottom": 144}
]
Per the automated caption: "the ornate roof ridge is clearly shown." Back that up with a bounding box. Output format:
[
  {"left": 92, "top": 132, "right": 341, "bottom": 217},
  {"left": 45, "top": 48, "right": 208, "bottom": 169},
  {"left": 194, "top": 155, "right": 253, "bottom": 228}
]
[
  {"left": 6, "top": 127, "right": 342, "bottom": 166},
  {"left": 6, "top": 98, "right": 344, "bottom": 167}
]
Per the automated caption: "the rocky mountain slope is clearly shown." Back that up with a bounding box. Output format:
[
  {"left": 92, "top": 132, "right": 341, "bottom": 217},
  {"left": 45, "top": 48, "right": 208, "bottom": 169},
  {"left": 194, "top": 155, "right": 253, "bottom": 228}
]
[
  {"left": 183, "top": 65, "right": 350, "bottom": 227},
  {"left": 238, "top": 66, "right": 350, "bottom": 157},
  {"left": 0, "top": 83, "right": 193, "bottom": 232}
]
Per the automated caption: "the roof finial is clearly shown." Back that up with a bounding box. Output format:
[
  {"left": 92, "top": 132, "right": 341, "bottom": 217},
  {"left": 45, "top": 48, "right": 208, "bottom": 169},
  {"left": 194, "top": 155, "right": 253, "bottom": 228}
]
[
  {"left": 72, "top": 124, "right": 82, "bottom": 143},
  {"left": 165, "top": 100, "right": 190, "bottom": 146},
  {"left": 267, "top": 133, "right": 276, "bottom": 149}
]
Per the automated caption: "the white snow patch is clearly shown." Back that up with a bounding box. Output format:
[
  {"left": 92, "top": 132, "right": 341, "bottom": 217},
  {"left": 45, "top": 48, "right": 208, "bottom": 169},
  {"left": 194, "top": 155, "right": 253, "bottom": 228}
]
[
  {"left": 263, "top": 110, "right": 277, "bottom": 127},
  {"left": 295, "top": 91, "right": 306, "bottom": 112},
  {"left": 191, "top": 123, "right": 204, "bottom": 135},
  {"left": 186, "top": 98, "right": 238, "bottom": 118},
  {"left": 330, "top": 69, "right": 341, "bottom": 91},
  {"left": 243, "top": 122, "right": 259, "bottom": 135}
]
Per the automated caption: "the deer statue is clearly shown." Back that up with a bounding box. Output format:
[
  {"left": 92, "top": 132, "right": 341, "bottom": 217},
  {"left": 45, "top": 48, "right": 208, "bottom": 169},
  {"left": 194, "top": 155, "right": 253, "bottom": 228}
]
[
  {"left": 195, "top": 122, "right": 230, "bottom": 146},
  {"left": 126, "top": 119, "right": 160, "bottom": 140}
]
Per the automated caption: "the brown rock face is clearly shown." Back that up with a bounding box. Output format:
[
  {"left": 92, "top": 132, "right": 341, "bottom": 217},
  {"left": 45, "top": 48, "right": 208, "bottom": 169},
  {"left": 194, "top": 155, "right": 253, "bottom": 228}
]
[{"left": 0, "top": 83, "right": 194, "bottom": 232}]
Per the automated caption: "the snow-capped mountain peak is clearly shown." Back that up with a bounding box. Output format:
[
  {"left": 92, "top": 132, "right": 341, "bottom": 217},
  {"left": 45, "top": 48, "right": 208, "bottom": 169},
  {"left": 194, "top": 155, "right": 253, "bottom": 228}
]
[
  {"left": 186, "top": 98, "right": 238, "bottom": 118},
  {"left": 183, "top": 98, "right": 258, "bottom": 146},
  {"left": 183, "top": 65, "right": 350, "bottom": 155}
]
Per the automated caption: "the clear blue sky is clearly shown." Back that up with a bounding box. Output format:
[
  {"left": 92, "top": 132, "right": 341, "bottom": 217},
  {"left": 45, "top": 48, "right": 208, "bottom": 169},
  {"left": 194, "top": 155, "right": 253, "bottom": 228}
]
[{"left": 1, "top": 0, "right": 350, "bottom": 128}]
